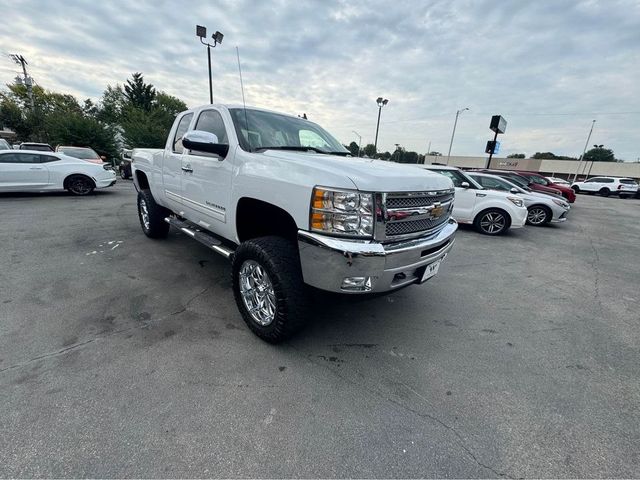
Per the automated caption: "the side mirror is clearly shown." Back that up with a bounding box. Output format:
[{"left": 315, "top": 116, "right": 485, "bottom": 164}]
[
  {"left": 460, "top": 181, "right": 470, "bottom": 188},
  {"left": 183, "top": 130, "right": 229, "bottom": 158},
  {"left": 510, "top": 187, "right": 519, "bottom": 194}
]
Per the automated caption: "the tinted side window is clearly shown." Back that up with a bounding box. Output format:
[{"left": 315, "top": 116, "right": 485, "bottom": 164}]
[
  {"left": 620, "top": 179, "right": 636, "bottom": 184},
  {"left": 602, "top": 178, "right": 614, "bottom": 183},
  {"left": 195, "top": 110, "right": 228, "bottom": 144},
  {"left": 586, "top": 177, "right": 601, "bottom": 183},
  {"left": 480, "top": 177, "right": 509, "bottom": 191},
  {"left": 173, "top": 113, "right": 193, "bottom": 153},
  {"left": 0, "top": 153, "right": 41, "bottom": 163},
  {"left": 40, "top": 155, "right": 60, "bottom": 163}
]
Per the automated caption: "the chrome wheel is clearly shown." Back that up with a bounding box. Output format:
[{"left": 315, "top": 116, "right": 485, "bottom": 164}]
[
  {"left": 527, "top": 207, "right": 548, "bottom": 225},
  {"left": 239, "top": 260, "right": 276, "bottom": 326},
  {"left": 480, "top": 212, "right": 506, "bottom": 234},
  {"left": 139, "top": 198, "right": 150, "bottom": 230}
]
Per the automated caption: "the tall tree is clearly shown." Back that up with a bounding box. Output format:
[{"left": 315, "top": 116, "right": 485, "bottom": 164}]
[
  {"left": 346, "top": 141, "right": 360, "bottom": 156},
  {"left": 362, "top": 143, "right": 377, "bottom": 158},
  {"left": 507, "top": 153, "right": 525, "bottom": 158},
  {"left": 123, "top": 73, "right": 156, "bottom": 111},
  {"left": 583, "top": 147, "right": 615, "bottom": 162}
]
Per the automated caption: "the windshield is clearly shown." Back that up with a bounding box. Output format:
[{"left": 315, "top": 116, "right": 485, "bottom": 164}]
[
  {"left": 58, "top": 147, "right": 99, "bottom": 159},
  {"left": 229, "top": 108, "right": 348, "bottom": 154},
  {"left": 620, "top": 179, "right": 637, "bottom": 185},
  {"left": 0, "top": 139, "right": 11, "bottom": 150},
  {"left": 503, "top": 174, "right": 529, "bottom": 189},
  {"left": 22, "top": 143, "right": 53, "bottom": 151},
  {"left": 427, "top": 168, "right": 482, "bottom": 189}
]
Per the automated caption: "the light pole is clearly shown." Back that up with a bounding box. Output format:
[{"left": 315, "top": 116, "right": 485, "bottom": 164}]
[
  {"left": 374, "top": 97, "right": 388, "bottom": 154},
  {"left": 446, "top": 107, "right": 469, "bottom": 165},
  {"left": 352, "top": 130, "right": 362, "bottom": 157},
  {"left": 196, "top": 25, "right": 223, "bottom": 104},
  {"left": 586, "top": 144, "right": 604, "bottom": 179},
  {"left": 572, "top": 120, "right": 596, "bottom": 182}
]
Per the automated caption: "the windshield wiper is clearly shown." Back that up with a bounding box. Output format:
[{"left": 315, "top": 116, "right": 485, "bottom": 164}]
[{"left": 255, "top": 146, "right": 349, "bottom": 156}]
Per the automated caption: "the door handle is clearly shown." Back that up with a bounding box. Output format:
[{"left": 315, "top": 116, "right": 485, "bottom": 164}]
[
  {"left": 29, "top": 167, "right": 44, "bottom": 170},
  {"left": 181, "top": 165, "right": 193, "bottom": 173},
  {"left": 476, "top": 193, "right": 487, "bottom": 197}
]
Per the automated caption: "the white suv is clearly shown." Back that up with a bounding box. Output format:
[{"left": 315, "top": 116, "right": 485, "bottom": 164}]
[
  {"left": 571, "top": 177, "right": 638, "bottom": 198},
  {"left": 422, "top": 165, "right": 528, "bottom": 235}
]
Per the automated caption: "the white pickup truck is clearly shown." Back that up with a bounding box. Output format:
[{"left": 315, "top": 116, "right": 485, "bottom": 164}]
[{"left": 132, "top": 104, "right": 457, "bottom": 342}]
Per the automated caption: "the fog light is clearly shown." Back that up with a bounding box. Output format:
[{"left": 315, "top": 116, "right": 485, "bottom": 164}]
[{"left": 341, "top": 276, "right": 373, "bottom": 292}]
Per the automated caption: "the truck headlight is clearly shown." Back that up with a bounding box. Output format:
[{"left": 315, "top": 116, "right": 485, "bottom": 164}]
[
  {"left": 507, "top": 196, "right": 524, "bottom": 208},
  {"left": 310, "top": 187, "right": 374, "bottom": 237}
]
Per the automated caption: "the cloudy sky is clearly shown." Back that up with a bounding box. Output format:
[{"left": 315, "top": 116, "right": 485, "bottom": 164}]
[{"left": 1, "top": 0, "right": 639, "bottom": 159}]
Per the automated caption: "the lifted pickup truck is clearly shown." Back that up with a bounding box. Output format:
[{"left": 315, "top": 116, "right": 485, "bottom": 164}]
[{"left": 132, "top": 104, "right": 457, "bottom": 342}]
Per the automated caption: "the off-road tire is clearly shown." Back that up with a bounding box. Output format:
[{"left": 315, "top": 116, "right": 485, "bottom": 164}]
[
  {"left": 137, "top": 189, "right": 170, "bottom": 239},
  {"left": 473, "top": 208, "right": 511, "bottom": 235},
  {"left": 232, "top": 236, "right": 309, "bottom": 343}
]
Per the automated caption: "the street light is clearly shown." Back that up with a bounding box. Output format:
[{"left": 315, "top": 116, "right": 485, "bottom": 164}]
[
  {"left": 446, "top": 107, "right": 469, "bottom": 165},
  {"left": 572, "top": 120, "right": 596, "bottom": 182},
  {"left": 374, "top": 97, "right": 389, "bottom": 153},
  {"left": 352, "top": 130, "right": 362, "bottom": 157},
  {"left": 196, "top": 25, "right": 223, "bottom": 104}
]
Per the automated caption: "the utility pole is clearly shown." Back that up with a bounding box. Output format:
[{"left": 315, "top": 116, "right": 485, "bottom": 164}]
[
  {"left": 425, "top": 140, "right": 431, "bottom": 164},
  {"left": 572, "top": 120, "right": 596, "bottom": 182},
  {"left": 10, "top": 54, "right": 34, "bottom": 110},
  {"left": 446, "top": 107, "right": 469, "bottom": 165}
]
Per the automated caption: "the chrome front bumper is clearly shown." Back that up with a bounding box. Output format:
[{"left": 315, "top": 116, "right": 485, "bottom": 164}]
[{"left": 298, "top": 219, "right": 457, "bottom": 293}]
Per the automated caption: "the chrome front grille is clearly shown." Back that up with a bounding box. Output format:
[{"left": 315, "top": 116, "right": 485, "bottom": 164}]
[{"left": 375, "top": 189, "right": 454, "bottom": 241}]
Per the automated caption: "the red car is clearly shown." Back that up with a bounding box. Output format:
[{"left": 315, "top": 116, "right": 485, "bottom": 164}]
[
  {"left": 474, "top": 169, "right": 566, "bottom": 199},
  {"left": 516, "top": 171, "right": 576, "bottom": 203}
]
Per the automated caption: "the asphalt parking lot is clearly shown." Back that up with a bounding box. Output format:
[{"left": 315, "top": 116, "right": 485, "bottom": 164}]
[{"left": 1, "top": 181, "right": 639, "bottom": 478}]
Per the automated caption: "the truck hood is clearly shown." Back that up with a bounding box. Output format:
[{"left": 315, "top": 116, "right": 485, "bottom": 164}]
[{"left": 260, "top": 150, "right": 453, "bottom": 192}]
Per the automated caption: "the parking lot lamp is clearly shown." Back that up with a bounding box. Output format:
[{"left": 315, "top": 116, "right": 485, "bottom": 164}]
[
  {"left": 446, "top": 107, "right": 469, "bottom": 165},
  {"left": 374, "top": 97, "right": 389, "bottom": 154},
  {"left": 196, "top": 26, "right": 223, "bottom": 104}
]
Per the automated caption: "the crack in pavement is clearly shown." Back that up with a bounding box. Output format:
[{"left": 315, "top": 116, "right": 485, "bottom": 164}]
[
  {"left": 287, "top": 343, "right": 515, "bottom": 479},
  {"left": 0, "top": 286, "right": 211, "bottom": 375}
]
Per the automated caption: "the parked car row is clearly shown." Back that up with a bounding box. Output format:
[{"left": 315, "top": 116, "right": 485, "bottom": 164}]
[{"left": 421, "top": 165, "right": 570, "bottom": 235}]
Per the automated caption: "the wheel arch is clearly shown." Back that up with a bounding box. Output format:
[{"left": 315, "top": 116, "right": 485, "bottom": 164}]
[
  {"left": 474, "top": 206, "right": 512, "bottom": 229},
  {"left": 235, "top": 197, "right": 299, "bottom": 243},
  {"left": 63, "top": 173, "right": 96, "bottom": 190}
]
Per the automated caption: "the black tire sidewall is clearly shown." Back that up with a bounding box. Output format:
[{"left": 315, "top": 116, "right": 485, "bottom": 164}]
[
  {"left": 67, "top": 175, "right": 94, "bottom": 196},
  {"left": 600, "top": 188, "right": 610, "bottom": 197},
  {"left": 232, "top": 236, "right": 308, "bottom": 343}
]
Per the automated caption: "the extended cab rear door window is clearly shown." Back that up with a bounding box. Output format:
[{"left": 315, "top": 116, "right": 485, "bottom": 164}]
[{"left": 173, "top": 113, "right": 194, "bottom": 153}]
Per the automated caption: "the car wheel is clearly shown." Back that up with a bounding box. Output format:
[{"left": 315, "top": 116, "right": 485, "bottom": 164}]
[
  {"left": 572, "top": 185, "right": 580, "bottom": 193},
  {"left": 137, "top": 189, "right": 170, "bottom": 238},
  {"left": 474, "top": 209, "right": 510, "bottom": 235},
  {"left": 526, "top": 205, "right": 551, "bottom": 226},
  {"left": 66, "top": 175, "right": 95, "bottom": 196},
  {"left": 232, "top": 236, "right": 309, "bottom": 343},
  {"left": 599, "top": 187, "right": 610, "bottom": 197}
]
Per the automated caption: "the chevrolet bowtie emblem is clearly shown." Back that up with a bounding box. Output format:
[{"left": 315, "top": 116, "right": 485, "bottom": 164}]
[{"left": 429, "top": 203, "right": 444, "bottom": 219}]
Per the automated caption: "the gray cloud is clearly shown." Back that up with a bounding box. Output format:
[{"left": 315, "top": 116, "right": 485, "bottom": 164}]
[{"left": 1, "top": 0, "right": 639, "bottom": 159}]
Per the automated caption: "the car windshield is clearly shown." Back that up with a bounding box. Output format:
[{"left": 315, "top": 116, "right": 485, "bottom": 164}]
[
  {"left": 620, "top": 179, "right": 637, "bottom": 185},
  {"left": 503, "top": 174, "right": 529, "bottom": 189},
  {"left": 428, "top": 169, "right": 482, "bottom": 189},
  {"left": 58, "top": 147, "right": 99, "bottom": 159},
  {"left": 0, "top": 139, "right": 11, "bottom": 150},
  {"left": 229, "top": 108, "right": 349, "bottom": 155},
  {"left": 23, "top": 144, "right": 53, "bottom": 151}
]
